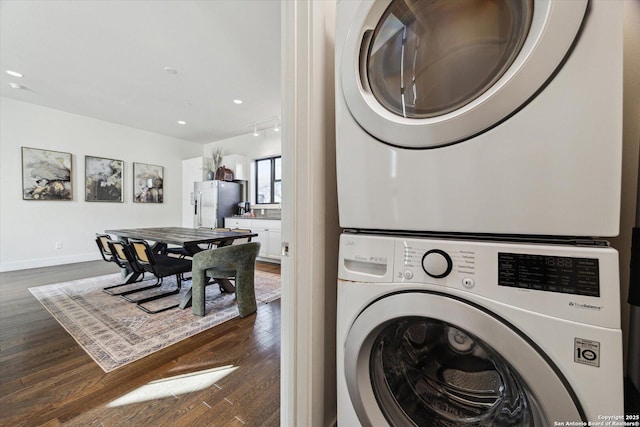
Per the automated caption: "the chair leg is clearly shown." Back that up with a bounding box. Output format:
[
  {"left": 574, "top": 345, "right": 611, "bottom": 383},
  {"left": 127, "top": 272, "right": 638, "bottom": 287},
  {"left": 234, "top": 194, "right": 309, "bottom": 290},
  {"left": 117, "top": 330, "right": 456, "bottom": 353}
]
[
  {"left": 134, "top": 286, "right": 181, "bottom": 304},
  {"left": 136, "top": 301, "right": 180, "bottom": 314},
  {"left": 103, "top": 271, "right": 157, "bottom": 295},
  {"left": 105, "top": 278, "right": 163, "bottom": 297},
  {"left": 119, "top": 277, "right": 165, "bottom": 302},
  {"left": 134, "top": 274, "right": 185, "bottom": 313},
  {"left": 235, "top": 270, "right": 257, "bottom": 318},
  {"left": 111, "top": 281, "right": 160, "bottom": 297}
]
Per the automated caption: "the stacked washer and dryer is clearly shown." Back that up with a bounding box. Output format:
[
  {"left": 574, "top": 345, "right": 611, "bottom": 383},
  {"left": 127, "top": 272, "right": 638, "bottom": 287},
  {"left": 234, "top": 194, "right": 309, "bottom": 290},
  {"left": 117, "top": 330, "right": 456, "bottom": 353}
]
[{"left": 335, "top": 0, "right": 625, "bottom": 426}]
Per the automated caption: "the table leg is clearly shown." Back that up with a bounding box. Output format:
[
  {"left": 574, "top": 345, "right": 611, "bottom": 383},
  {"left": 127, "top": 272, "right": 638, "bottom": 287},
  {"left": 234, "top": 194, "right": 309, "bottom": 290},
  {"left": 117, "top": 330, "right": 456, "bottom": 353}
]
[
  {"left": 115, "top": 236, "right": 132, "bottom": 282},
  {"left": 178, "top": 278, "right": 234, "bottom": 310},
  {"left": 183, "top": 242, "right": 201, "bottom": 256},
  {"left": 179, "top": 288, "right": 192, "bottom": 309},
  {"left": 217, "top": 278, "right": 235, "bottom": 293},
  {"left": 122, "top": 270, "right": 143, "bottom": 284}
]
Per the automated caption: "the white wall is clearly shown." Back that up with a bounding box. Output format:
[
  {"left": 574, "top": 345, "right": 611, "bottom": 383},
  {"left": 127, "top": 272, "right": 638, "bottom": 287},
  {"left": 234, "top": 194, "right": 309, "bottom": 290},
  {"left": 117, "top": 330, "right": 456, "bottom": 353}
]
[
  {"left": 0, "top": 97, "right": 202, "bottom": 272},
  {"left": 281, "top": 1, "right": 339, "bottom": 426}
]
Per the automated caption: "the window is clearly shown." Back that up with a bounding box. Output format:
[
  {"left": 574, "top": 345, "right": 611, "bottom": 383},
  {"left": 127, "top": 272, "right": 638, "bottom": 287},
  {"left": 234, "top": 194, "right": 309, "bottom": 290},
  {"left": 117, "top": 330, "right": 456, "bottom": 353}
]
[
  {"left": 255, "top": 156, "right": 281, "bottom": 204},
  {"left": 367, "top": 0, "right": 533, "bottom": 118}
]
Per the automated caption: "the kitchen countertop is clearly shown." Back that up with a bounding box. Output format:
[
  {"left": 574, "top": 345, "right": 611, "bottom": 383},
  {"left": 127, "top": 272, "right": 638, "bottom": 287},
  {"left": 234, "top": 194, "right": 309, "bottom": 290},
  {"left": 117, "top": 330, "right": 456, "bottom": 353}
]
[{"left": 227, "top": 216, "right": 281, "bottom": 221}]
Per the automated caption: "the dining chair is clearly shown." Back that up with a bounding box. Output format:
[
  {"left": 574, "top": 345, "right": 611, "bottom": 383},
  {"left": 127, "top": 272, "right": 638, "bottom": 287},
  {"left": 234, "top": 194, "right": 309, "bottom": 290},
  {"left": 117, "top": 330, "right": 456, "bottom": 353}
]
[
  {"left": 127, "top": 238, "right": 193, "bottom": 313},
  {"left": 103, "top": 240, "right": 160, "bottom": 295},
  {"left": 205, "top": 227, "right": 232, "bottom": 249},
  {"left": 95, "top": 233, "right": 115, "bottom": 264},
  {"left": 194, "top": 228, "right": 253, "bottom": 293},
  {"left": 163, "top": 245, "right": 191, "bottom": 258},
  {"left": 163, "top": 227, "right": 231, "bottom": 258},
  {"left": 230, "top": 228, "right": 252, "bottom": 244},
  {"left": 191, "top": 242, "right": 261, "bottom": 317}
]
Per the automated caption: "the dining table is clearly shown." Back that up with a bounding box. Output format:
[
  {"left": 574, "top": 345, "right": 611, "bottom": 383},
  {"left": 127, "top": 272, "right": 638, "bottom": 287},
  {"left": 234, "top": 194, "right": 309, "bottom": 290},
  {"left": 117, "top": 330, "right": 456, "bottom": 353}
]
[
  {"left": 105, "top": 227, "right": 257, "bottom": 256},
  {"left": 105, "top": 226, "right": 258, "bottom": 308}
]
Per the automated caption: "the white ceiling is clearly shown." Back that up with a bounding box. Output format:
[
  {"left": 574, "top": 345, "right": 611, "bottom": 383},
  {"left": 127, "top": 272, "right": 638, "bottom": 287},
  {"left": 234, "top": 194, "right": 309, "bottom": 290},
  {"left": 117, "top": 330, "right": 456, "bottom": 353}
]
[{"left": 0, "top": 0, "right": 281, "bottom": 144}]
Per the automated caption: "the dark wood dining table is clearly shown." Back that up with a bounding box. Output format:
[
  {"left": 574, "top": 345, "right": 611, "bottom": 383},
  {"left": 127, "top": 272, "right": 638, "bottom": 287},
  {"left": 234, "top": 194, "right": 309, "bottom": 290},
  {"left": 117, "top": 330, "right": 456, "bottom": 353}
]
[
  {"left": 105, "top": 227, "right": 258, "bottom": 308},
  {"left": 105, "top": 227, "right": 257, "bottom": 256}
]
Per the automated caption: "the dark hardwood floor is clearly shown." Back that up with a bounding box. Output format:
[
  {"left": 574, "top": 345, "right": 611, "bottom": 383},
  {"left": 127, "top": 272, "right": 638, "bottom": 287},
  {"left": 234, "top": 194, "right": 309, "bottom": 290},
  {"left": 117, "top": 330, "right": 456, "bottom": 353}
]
[{"left": 0, "top": 260, "right": 281, "bottom": 426}]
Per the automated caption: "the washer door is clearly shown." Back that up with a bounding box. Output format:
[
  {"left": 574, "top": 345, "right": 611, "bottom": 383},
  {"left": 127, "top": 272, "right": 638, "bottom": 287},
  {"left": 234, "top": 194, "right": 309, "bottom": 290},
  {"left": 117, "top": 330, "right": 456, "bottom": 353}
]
[
  {"left": 344, "top": 292, "right": 584, "bottom": 426},
  {"left": 339, "top": 0, "right": 588, "bottom": 148}
]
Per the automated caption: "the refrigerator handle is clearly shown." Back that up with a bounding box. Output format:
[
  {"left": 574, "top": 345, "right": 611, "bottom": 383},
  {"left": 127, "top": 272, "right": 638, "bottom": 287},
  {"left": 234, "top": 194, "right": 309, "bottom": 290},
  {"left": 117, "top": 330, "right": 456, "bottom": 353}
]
[{"left": 198, "top": 192, "right": 203, "bottom": 227}]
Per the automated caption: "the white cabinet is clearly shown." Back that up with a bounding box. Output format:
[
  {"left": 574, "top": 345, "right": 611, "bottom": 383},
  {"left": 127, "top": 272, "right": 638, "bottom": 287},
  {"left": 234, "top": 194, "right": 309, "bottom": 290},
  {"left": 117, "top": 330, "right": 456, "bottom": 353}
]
[
  {"left": 255, "top": 220, "right": 281, "bottom": 261},
  {"left": 225, "top": 217, "right": 251, "bottom": 229},
  {"left": 221, "top": 154, "right": 249, "bottom": 181},
  {"left": 267, "top": 229, "right": 282, "bottom": 258},
  {"left": 224, "top": 218, "right": 281, "bottom": 262},
  {"left": 253, "top": 231, "right": 269, "bottom": 258}
]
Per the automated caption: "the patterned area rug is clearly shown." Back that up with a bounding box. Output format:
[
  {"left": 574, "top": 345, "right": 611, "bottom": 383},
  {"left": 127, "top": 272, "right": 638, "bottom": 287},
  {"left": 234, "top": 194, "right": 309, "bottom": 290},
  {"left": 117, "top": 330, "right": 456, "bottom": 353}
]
[{"left": 29, "top": 270, "right": 281, "bottom": 372}]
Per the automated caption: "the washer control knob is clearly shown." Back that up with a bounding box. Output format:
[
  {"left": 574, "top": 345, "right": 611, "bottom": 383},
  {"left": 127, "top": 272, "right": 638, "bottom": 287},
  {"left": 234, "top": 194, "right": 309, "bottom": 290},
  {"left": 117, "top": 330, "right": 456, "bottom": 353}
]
[{"left": 421, "top": 249, "right": 453, "bottom": 278}]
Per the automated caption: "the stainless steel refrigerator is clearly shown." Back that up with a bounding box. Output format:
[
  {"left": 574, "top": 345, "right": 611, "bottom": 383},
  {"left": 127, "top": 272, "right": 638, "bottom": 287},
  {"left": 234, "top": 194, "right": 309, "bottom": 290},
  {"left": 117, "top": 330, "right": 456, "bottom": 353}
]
[{"left": 193, "top": 180, "right": 242, "bottom": 228}]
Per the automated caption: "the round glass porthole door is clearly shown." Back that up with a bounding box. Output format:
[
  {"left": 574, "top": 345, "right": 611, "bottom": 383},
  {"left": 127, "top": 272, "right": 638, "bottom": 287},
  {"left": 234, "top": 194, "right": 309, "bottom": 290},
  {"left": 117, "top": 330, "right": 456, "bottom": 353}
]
[
  {"left": 370, "top": 317, "right": 536, "bottom": 426},
  {"left": 343, "top": 292, "right": 584, "bottom": 426},
  {"left": 339, "top": 0, "right": 588, "bottom": 148},
  {"left": 367, "top": 0, "right": 533, "bottom": 119}
]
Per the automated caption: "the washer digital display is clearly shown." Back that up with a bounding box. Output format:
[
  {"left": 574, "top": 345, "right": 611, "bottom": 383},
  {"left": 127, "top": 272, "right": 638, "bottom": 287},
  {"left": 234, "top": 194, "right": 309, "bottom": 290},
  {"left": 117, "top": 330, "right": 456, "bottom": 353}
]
[{"left": 498, "top": 253, "right": 599, "bottom": 297}]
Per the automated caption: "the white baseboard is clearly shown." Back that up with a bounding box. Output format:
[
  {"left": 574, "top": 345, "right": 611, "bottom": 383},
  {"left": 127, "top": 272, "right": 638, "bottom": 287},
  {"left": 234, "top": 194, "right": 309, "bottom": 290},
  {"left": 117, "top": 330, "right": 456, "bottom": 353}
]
[
  {"left": 0, "top": 252, "right": 101, "bottom": 272},
  {"left": 257, "top": 256, "right": 281, "bottom": 264}
]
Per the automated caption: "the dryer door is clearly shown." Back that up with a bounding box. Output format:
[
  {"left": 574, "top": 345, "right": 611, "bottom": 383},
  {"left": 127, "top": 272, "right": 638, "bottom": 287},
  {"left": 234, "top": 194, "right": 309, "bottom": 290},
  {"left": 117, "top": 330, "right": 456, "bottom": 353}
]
[
  {"left": 339, "top": 0, "right": 587, "bottom": 148},
  {"left": 344, "top": 292, "right": 584, "bottom": 426}
]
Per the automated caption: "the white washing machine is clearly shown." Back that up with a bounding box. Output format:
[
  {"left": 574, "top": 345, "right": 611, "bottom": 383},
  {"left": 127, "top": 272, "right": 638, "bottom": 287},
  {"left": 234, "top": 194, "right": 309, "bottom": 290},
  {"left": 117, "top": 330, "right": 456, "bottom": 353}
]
[
  {"left": 337, "top": 233, "right": 624, "bottom": 426},
  {"left": 335, "top": 0, "right": 623, "bottom": 237}
]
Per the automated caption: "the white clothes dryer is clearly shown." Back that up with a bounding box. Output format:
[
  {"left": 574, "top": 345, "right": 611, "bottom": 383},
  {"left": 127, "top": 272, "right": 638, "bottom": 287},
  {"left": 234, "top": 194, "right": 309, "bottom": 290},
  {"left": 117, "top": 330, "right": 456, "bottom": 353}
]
[
  {"left": 337, "top": 233, "right": 624, "bottom": 426},
  {"left": 335, "top": 0, "right": 623, "bottom": 237}
]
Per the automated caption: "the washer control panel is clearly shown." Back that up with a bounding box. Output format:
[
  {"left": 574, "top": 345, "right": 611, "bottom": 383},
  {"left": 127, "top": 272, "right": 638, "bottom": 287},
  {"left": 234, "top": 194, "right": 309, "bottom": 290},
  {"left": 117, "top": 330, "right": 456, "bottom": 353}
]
[
  {"left": 338, "top": 233, "right": 621, "bottom": 329},
  {"left": 400, "top": 240, "right": 477, "bottom": 289}
]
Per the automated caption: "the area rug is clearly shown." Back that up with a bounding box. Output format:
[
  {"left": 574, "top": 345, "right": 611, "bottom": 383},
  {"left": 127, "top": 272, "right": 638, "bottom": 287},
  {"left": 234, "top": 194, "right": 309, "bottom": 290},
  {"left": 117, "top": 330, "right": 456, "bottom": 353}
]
[{"left": 28, "top": 270, "right": 281, "bottom": 372}]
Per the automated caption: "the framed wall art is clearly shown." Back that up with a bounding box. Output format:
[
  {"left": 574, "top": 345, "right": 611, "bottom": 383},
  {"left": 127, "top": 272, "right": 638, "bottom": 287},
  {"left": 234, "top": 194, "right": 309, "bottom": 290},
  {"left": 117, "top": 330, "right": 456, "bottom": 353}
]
[
  {"left": 85, "top": 156, "right": 124, "bottom": 202},
  {"left": 22, "top": 147, "right": 73, "bottom": 201},
  {"left": 133, "top": 162, "right": 163, "bottom": 203}
]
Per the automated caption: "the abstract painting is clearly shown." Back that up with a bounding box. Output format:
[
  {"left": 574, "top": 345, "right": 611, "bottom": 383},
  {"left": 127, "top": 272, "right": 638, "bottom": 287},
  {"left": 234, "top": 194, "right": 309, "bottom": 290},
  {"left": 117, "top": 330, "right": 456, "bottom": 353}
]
[
  {"left": 22, "top": 147, "right": 73, "bottom": 201},
  {"left": 85, "top": 156, "right": 124, "bottom": 202},
  {"left": 133, "top": 162, "right": 163, "bottom": 203}
]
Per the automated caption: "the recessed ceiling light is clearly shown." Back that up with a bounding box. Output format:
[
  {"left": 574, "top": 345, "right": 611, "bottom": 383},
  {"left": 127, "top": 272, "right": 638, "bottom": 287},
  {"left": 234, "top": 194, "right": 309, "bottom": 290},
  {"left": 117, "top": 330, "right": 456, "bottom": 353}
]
[
  {"left": 177, "top": 120, "right": 186, "bottom": 125},
  {"left": 9, "top": 82, "right": 25, "bottom": 90},
  {"left": 6, "top": 70, "right": 23, "bottom": 78},
  {"left": 233, "top": 99, "right": 243, "bottom": 105},
  {"left": 164, "top": 67, "right": 178, "bottom": 75}
]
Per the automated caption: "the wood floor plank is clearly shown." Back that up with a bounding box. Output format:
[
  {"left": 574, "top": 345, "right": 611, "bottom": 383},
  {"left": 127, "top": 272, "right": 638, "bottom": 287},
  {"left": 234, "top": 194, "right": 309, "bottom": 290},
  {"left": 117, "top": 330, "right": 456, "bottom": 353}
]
[
  {"left": 14, "top": 350, "right": 96, "bottom": 387},
  {"left": 0, "top": 260, "right": 280, "bottom": 426}
]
